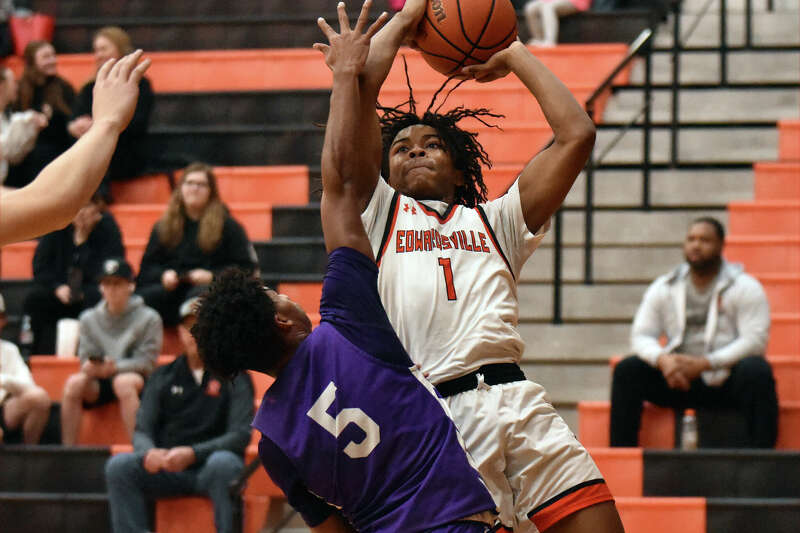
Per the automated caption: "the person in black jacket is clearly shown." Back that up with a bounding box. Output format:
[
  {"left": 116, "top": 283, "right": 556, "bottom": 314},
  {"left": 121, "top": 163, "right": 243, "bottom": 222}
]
[
  {"left": 68, "top": 26, "right": 154, "bottom": 202},
  {"left": 5, "top": 40, "right": 76, "bottom": 189},
  {"left": 104, "top": 296, "right": 254, "bottom": 533},
  {"left": 136, "top": 163, "right": 257, "bottom": 326},
  {"left": 22, "top": 192, "right": 124, "bottom": 355}
]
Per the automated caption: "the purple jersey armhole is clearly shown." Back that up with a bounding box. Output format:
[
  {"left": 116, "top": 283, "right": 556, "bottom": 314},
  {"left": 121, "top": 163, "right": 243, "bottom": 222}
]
[{"left": 320, "top": 247, "right": 412, "bottom": 367}]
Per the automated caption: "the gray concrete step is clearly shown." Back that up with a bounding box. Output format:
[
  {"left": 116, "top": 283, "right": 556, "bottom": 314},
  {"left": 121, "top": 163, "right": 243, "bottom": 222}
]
[
  {"left": 522, "top": 362, "right": 612, "bottom": 404},
  {"left": 521, "top": 245, "right": 684, "bottom": 283},
  {"left": 519, "top": 323, "right": 631, "bottom": 361},
  {"left": 517, "top": 283, "right": 648, "bottom": 322},
  {"left": 563, "top": 169, "right": 753, "bottom": 208},
  {"left": 628, "top": 51, "right": 800, "bottom": 85},
  {"left": 655, "top": 11, "right": 800, "bottom": 48},
  {"left": 536, "top": 208, "right": 727, "bottom": 247},
  {"left": 594, "top": 127, "right": 778, "bottom": 164},
  {"left": 679, "top": 0, "right": 796, "bottom": 11},
  {"left": 604, "top": 89, "right": 799, "bottom": 123}
]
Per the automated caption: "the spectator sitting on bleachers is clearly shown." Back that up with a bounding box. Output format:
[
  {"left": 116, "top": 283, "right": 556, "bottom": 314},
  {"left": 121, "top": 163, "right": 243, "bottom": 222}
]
[
  {"left": 0, "top": 292, "right": 51, "bottom": 444},
  {"left": 68, "top": 26, "right": 154, "bottom": 202},
  {"left": 0, "top": 66, "right": 48, "bottom": 192},
  {"left": 21, "top": 191, "right": 124, "bottom": 356},
  {"left": 610, "top": 217, "right": 778, "bottom": 448},
  {"left": 137, "top": 163, "right": 257, "bottom": 327},
  {"left": 524, "top": 0, "right": 592, "bottom": 47},
  {"left": 61, "top": 258, "right": 162, "bottom": 446},
  {"left": 105, "top": 296, "right": 253, "bottom": 533},
  {"left": 5, "top": 40, "right": 75, "bottom": 189}
]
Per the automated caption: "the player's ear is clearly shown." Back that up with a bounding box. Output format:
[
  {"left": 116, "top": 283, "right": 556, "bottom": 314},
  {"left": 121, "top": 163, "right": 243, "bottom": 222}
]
[{"left": 274, "top": 314, "right": 293, "bottom": 329}]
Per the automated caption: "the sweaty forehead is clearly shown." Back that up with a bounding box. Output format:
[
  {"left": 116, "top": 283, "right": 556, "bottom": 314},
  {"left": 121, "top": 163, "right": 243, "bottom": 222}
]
[{"left": 393, "top": 124, "right": 441, "bottom": 144}]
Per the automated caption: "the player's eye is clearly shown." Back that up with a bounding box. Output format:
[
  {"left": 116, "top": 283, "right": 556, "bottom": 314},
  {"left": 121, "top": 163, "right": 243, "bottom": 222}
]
[
  {"left": 396, "top": 146, "right": 409, "bottom": 153},
  {"left": 426, "top": 142, "right": 441, "bottom": 149}
]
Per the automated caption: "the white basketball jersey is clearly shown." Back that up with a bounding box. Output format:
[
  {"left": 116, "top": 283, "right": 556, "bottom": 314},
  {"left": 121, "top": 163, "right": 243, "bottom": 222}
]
[{"left": 361, "top": 178, "right": 545, "bottom": 384}]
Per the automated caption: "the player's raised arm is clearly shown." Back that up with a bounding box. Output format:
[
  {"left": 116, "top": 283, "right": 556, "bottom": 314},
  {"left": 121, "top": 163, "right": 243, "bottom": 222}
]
[
  {"left": 463, "top": 41, "right": 596, "bottom": 235},
  {"left": 315, "top": 0, "right": 424, "bottom": 211},
  {"left": 0, "top": 51, "right": 151, "bottom": 246},
  {"left": 316, "top": 1, "right": 388, "bottom": 258}
]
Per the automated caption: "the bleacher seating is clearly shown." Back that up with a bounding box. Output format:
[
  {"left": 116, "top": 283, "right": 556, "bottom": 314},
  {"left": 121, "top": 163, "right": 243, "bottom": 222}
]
[{"left": 5, "top": 0, "right": 797, "bottom": 531}]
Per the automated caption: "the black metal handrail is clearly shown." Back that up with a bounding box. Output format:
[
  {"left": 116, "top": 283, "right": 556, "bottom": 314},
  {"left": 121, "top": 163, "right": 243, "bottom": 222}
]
[
  {"left": 552, "top": 0, "right": 795, "bottom": 324},
  {"left": 552, "top": 27, "right": 655, "bottom": 323}
]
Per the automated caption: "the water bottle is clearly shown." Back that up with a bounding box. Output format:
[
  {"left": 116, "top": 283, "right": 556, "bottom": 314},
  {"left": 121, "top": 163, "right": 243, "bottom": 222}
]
[
  {"left": 681, "top": 408, "right": 698, "bottom": 450},
  {"left": 19, "top": 315, "right": 34, "bottom": 347}
]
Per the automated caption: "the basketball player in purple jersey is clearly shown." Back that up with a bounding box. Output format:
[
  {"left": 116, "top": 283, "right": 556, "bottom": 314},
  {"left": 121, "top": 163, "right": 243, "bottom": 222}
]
[
  {"left": 191, "top": 7, "right": 497, "bottom": 532},
  {"left": 314, "top": 1, "right": 625, "bottom": 532}
]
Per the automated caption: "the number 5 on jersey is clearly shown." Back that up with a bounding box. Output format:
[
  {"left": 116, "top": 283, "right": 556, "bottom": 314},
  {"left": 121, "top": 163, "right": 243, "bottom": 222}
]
[{"left": 307, "top": 381, "right": 381, "bottom": 459}]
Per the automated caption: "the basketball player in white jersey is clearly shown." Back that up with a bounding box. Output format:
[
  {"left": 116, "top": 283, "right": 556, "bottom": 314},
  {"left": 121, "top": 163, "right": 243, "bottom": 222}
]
[
  {"left": 314, "top": 2, "right": 624, "bottom": 532},
  {"left": 0, "top": 51, "right": 149, "bottom": 246}
]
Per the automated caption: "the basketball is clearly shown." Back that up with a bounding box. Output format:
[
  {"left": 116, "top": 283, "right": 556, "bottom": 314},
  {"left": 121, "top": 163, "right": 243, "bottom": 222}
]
[{"left": 414, "top": 0, "right": 518, "bottom": 76}]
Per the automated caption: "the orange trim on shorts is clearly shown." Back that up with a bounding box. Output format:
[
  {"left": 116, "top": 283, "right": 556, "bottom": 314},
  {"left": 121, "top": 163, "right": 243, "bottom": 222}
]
[{"left": 527, "top": 479, "right": 614, "bottom": 532}]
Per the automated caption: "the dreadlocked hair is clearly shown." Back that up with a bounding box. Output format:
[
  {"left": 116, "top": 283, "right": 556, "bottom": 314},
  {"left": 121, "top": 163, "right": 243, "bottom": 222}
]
[{"left": 378, "top": 61, "right": 504, "bottom": 208}]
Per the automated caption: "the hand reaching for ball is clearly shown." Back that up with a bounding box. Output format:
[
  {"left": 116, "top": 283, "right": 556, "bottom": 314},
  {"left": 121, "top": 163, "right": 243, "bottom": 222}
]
[
  {"left": 314, "top": 0, "right": 390, "bottom": 76},
  {"left": 462, "top": 39, "right": 525, "bottom": 83}
]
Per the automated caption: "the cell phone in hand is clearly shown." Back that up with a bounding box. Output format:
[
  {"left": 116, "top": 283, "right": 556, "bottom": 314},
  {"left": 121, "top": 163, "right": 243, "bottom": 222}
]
[{"left": 88, "top": 355, "right": 105, "bottom": 363}]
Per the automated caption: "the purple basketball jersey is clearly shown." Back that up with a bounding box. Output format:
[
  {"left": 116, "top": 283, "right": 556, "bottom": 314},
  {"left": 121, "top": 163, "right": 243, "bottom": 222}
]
[{"left": 252, "top": 248, "right": 495, "bottom": 532}]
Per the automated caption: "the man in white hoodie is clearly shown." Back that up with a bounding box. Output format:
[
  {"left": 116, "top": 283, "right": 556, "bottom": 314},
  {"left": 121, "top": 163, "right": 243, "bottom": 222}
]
[
  {"left": 610, "top": 217, "right": 778, "bottom": 448},
  {"left": 0, "top": 293, "right": 51, "bottom": 443},
  {"left": 61, "top": 257, "right": 162, "bottom": 445}
]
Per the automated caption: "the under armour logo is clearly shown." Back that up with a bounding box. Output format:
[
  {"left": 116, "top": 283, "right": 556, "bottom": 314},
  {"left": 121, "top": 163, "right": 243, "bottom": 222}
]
[
  {"left": 171, "top": 385, "right": 183, "bottom": 395},
  {"left": 403, "top": 204, "right": 417, "bottom": 215}
]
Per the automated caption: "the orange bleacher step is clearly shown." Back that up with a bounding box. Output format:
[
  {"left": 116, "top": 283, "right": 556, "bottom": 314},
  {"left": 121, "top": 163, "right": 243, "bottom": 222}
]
[
  {"left": 110, "top": 165, "right": 309, "bottom": 205},
  {"left": 111, "top": 443, "right": 282, "bottom": 533},
  {"left": 154, "top": 446, "right": 284, "bottom": 533},
  {"left": 379, "top": 84, "right": 600, "bottom": 123},
  {"left": 587, "top": 447, "right": 642, "bottom": 498},
  {"left": 0, "top": 240, "right": 35, "bottom": 279},
  {"left": 615, "top": 497, "right": 706, "bottom": 533},
  {"left": 768, "top": 356, "right": 800, "bottom": 403},
  {"left": 471, "top": 122, "right": 554, "bottom": 165},
  {"left": 758, "top": 273, "right": 800, "bottom": 314},
  {"left": 5, "top": 45, "right": 629, "bottom": 93},
  {"left": 769, "top": 314, "right": 800, "bottom": 355},
  {"left": 579, "top": 401, "right": 676, "bottom": 449},
  {"left": 753, "top": 162, "right": 800, "bottom": 200},
  {"left": 728, "top": 201, "right": 800, "bottom": 236},
  {"left": 725, "top": 235, "right": 800, "bottom": 273},
  {"left": 156, "top": 497, "right": 215, "bottom": 533},
  {"left": 2, "top": 205, "right": 271, "bottom": 280},
  {"left": 276, "top": 282, "right": 322, "bottom": 315},
  {"left": 578, "top": 400, "right": 800, "bottom": 449},
  {"left": 30, "top": 355, "right": 177, "bottom": 402},
  {"left": 778, "top": 119, "right": 799, "bottom": 161},
  {"left": 484, "top": 164, "right": 523, "bottom": 199},
  {"left": 110, "top": 202, "right": 273, "bottom": 241},
  {"left": 610, "top": 354, "right": 800, "bottom": 403}
]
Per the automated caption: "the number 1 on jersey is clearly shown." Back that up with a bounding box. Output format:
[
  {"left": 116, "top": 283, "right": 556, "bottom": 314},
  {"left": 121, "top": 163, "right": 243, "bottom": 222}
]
[{"left": 438, "top": 257, "right": 457, "bottom": 301}]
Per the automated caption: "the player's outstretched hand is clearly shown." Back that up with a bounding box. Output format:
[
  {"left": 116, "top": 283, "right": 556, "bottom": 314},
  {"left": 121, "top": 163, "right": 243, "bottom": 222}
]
[
  {"left": 313, "top": 0, "right": 389, "bottom": 75},
  {"left": 462, "top": 39, "right": 526, "bottom": 83},
  {"left": 92, "top": 49, "right": 151, "bottom": 135}
]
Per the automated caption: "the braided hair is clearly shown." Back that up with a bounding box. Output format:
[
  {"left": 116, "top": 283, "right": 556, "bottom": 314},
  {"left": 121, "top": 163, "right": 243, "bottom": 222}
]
[{"left": 378, "top": 61, "right": 504, "bottom": 208}]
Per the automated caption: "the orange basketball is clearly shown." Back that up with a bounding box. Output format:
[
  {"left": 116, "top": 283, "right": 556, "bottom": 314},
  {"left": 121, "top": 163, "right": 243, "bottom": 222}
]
[{"left": 415, "top": 0, "right": 518, "bottom": 76}]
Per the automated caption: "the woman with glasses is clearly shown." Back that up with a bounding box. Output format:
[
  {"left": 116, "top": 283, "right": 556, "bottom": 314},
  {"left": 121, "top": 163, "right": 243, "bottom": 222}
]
[{"left": 136, "top": 163, "right": 257, "bottom": 326}]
